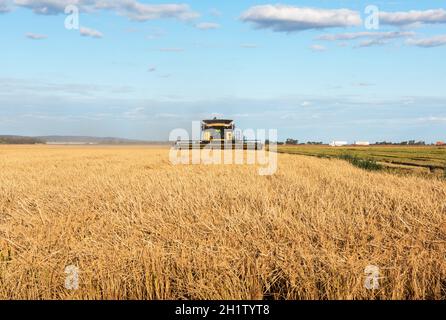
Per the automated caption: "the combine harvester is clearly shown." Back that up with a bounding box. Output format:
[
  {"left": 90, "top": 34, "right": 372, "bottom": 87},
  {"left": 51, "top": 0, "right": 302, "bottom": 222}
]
[{"left": 175, "top": 118, "right": 263, "bottom": 150}]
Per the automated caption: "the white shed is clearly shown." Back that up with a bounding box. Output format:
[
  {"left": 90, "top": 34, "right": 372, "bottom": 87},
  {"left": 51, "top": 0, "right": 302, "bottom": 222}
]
[
  {"left": 354, "top": 141, "right": 370, "bottom": 146},
  {"left": 329, "top": 141, "right": 348, "bottom": 147}
]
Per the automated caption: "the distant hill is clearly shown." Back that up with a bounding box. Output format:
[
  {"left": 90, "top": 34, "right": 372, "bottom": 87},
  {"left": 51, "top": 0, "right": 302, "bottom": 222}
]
[
  {"left": 37, "top": 136, "right": 169, "bottom": 145},
  {"left": 0, "top": 135, "right": 44, "bottom": 144},
  {"left": 0, "top": 135, "right": 169, "bottom": 145}
]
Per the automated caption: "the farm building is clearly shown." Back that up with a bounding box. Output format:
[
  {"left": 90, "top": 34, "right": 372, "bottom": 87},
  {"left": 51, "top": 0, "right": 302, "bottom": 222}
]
[
  {"left": 354, "top": 141, "right": 370, "bottom": 146},
  {"left": 436, "top": 141, "right": 446, "bottom": 146},
  {"left": 329, "top": 141, "right": 348, "bottom": 147}
]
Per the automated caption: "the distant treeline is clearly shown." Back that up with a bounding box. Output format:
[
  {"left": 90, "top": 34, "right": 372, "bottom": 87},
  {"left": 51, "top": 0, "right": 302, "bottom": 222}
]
[
  {"left": 267, "top": 139, "right": 439, "bottom": 146},
  {"left": 375, "top": 140, "right": 427, "bottom": 145},
  {"left": 0, "top": 136, "right": 43, "bottom": 144}
]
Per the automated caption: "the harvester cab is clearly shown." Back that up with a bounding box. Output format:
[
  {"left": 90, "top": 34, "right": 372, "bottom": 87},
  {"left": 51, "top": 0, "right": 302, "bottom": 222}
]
[{"left": 202, "top": 118, "right": 235, "bottom": 142}]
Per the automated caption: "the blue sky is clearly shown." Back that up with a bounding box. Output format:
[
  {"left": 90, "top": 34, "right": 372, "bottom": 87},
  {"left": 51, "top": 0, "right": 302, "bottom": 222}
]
[{"left": 0, "top": 0, "right": 445, "bottom": 142}]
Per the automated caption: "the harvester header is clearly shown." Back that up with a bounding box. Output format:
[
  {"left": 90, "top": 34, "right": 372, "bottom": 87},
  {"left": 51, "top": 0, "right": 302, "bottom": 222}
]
[{"left": 175, "top": 118, "right": 263, "bottom": 150}]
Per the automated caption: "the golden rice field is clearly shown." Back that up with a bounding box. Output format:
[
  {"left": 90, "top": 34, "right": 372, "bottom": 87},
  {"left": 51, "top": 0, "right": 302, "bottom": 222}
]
[{"left": 0, "top": 145, "right": 445, "bottom": 300}]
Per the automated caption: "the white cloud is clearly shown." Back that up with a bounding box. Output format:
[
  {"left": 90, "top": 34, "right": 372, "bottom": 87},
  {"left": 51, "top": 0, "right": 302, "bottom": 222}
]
[
  {"left": 123, "top": 107, "right": 145, "bottom": 119},
  {"left": 309, "top": 44, "right": 326, "bottom": 52},
  {"left": 380, "top": 9, "right": 446, "bottom": 26},
  {"left": 13, "top": 0, "right": 199, "bottom": 21},
  {"left": 80, "top": 27, "right": 103, "bottom": 38},
  {"left": 25, "top": 32, "right": 47, "bottom": 40},
  {"left": 145, "top": 27, "right": 166, "bottom": 40},
  {"left": 0, "top": 0, "right": 11, "bottom": 13},
  {"left": 318, "top": 31, "right": 416, "bottom": 49},
  {"left": 96, "top": 1, "right": 199, "bottom": 21},
  {"left": 0, "top": 77, "right": 133, "bottom": 96},
  {"left": 195, "top": 22, "right": 220, "bottom": 30},
  {"left": 241, "top": 5, "right": 361, "bottom": 32},
  {"left": 209, "top": 8, "right": 221, "bottom": 17},
  {"left": 355, "top": 39, "right": 388, "bottom": 48},
  {"left": 416, "top": 116, "right": 446, "bottom": 123},
  {"left": 154, "top": 113, "right": 181, "bottom": 119},
  {"left": 406, "top": 35, "right": 446, "bottom": 48},
  {"left": 301, "top": 101, "right": 312, "bottom": 106},
  {"left": 240, "top": 43, "right": 258, "bottom": 49},
  {"left": 353, "top": 82, "right": 375, "bottom": 87},
  {"left": 210, "top": 112, "right": 224, "bottom": 118},
  {"left": 317, "top": 31, "right": 415, "bottom": 41},
  {"left": 14, "top": 0, "right": 81, "bottom": 14},
  {"left": 159, "top": 47, "right": 183, "bottom": 52}
]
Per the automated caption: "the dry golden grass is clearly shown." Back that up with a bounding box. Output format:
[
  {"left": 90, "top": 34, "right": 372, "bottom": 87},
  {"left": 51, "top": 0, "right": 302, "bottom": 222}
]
[{"left": 0, "top": 145, "right": 445, "bottom": 300}]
